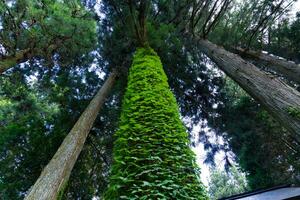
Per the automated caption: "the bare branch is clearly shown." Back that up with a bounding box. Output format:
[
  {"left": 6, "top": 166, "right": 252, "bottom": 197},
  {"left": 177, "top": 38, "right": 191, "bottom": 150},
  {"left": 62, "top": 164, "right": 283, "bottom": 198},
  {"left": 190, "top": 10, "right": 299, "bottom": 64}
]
[
  {"left": 202, "top": 0, "right": 220, "bottom": 38},
  {"left": 203, "top": 0, "right": 231, "bottom": 38}
]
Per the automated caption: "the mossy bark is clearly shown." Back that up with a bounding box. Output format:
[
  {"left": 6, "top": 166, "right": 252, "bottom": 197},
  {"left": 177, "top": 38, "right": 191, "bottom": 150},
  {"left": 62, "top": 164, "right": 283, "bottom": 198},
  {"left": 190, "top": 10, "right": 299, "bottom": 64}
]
[{"left": 104, "top": 48, "right": 207, "bottom": 199}]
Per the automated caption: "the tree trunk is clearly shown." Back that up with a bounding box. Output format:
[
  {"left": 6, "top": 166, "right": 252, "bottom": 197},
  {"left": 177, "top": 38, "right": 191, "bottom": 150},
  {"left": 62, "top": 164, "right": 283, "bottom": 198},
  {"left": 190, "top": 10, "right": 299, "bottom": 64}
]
[
  {"left": 198, "top": 39, "right": 300, "bottom": 139},
  {"left": 0, "top": 49, "right": 31, "bottom": 74},
  {"left": 232, "top": 47, "right": 300, "bottom": 84},
  {"left": 24, "top": 70, "right": 118, "bottom": 200},
  {"left": 104, "top": 47, "right": 207, "bottom": 199}
]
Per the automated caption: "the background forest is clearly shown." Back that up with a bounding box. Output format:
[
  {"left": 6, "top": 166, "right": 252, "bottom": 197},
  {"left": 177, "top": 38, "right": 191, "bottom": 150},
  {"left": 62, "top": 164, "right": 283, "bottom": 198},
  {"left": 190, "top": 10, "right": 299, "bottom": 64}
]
[{"left": 0, "top": 0, "right": 300, "bottom": 199}]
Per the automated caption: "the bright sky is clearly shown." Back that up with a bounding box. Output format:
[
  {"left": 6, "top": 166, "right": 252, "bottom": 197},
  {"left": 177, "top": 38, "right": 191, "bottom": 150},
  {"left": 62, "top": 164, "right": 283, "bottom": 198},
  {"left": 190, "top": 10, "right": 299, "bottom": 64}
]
[
  {"left": 292, "top": 0, "right": 300, "bottom": 16},
  {"left": 192, "top": 125, "right": 227, "bottom": 187}
]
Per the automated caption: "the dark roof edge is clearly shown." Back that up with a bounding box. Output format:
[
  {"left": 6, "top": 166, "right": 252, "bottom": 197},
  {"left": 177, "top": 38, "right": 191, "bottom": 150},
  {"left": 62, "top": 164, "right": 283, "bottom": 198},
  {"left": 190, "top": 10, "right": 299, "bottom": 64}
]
[{"left": 219, "top": 184, "right": 293, "bottom": 200}]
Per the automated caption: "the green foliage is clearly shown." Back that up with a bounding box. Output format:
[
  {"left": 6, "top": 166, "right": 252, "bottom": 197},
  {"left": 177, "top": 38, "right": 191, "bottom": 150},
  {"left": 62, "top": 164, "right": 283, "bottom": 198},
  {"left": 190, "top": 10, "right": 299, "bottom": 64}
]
[
  {"left": 0, "top": 74, "right": 61, "bottom": 199},
  {"left": 57, "top": 180, "right": 68, "bottom": 200},
  {"left": 0, "top": 0, "right": 97, "bottom": 66},
  {"left": 2, "top": 0, "right": 299, "bottom": 198},
  {"left": 0, "top": 64, "right": 116, "bottom": 199},
  {"left": 0, "top": 75, "right": 60, "bottom": 147},
  {"left": 208, "top": 166, "right": 249, "bottom": 200},
  {"left": 267, "top": 12, "right": 300, "bottom": 63},
  {"left": 104, "top": 47, "right": 207, "bottom": 199},
  {"left": 287, "top": 107, "right": 300, "bottom": 119},
  {"left": 208, "top": 78, "right": 300, "bottom": 189},
  {"left": 147, "top": 23, "right": 180, "bottom": 51},
  {"left": 208, "top": 0, "right": 297, "bottom": 50}
]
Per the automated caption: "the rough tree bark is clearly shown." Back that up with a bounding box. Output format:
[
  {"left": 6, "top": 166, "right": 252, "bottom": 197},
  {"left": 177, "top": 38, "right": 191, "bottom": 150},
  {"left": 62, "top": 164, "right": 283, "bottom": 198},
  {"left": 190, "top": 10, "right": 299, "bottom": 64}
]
[
  {"left": 198, "top": 39, "right": 300, "bottom": 139},
  {"left": 0, "top": 49, "right": 31, "bottom": 74},
  {"left": 24, "top": 70, "right": 118, "bottom": 200},
  {"left": 232, "top": 47, "right": 300, "bottom": 84}
]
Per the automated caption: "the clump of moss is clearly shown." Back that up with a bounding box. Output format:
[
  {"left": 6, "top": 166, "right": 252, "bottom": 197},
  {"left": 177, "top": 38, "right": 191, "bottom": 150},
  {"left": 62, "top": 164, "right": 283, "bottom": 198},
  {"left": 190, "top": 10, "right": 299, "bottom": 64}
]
[
  {"left": 57, "top": 180, "right": 68, "bottom": 200},
  {"left": 287, "top": 106, "right": 300, "bottom": 119},
  {"left": 104, "top": 47, "right": 207, "bottom": 199}
]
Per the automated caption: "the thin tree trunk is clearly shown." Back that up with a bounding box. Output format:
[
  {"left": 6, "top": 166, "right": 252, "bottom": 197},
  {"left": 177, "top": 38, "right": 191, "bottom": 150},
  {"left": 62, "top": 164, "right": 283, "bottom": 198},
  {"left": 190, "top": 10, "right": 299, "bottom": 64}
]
[
  {"left": 233, "top": 47, "right": 300, "bottom": 84},
  {"left": 0, "top": 49, "right": 31, "bottom": 74},
  {"left": 198, "top": 39, "right": 300, "bottom": 139},
  {"left": 24, "top": 70, "right": 118, "bottom": 200}
]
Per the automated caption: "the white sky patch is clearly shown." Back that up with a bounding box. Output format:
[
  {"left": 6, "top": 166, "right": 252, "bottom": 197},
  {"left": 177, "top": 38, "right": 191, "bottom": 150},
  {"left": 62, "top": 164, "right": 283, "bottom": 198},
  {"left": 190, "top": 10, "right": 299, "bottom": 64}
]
[
  {"left": 27, "top": 74, "right": 38, "bottom": 86},
  {"left": 193, "top": 144, "right": 227, "bottom": 186},
  {"left": 89, "top": 62, "right": 106, "bottom": 79},
  {"left": 291, "top": 0, "right": 300, "bottom": 17},
  {"left": 191, "top": 124, "right": 228, "bottom": 187},
  {"left": 94, "top": 0, "right": 105, "bottom": 19},
  {"left": 6, "top": 0, "right": 13, "bottom": 7},
  {"left": 192, "top": 141, "right": 210, "bottom": 186},
  {"left": 86, "top": 50, "right": 106, "bottom": 79}
]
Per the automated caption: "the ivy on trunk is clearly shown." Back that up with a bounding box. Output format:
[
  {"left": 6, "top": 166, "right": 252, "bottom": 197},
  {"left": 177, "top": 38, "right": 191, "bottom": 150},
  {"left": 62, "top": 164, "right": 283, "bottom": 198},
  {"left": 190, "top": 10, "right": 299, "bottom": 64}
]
[{"left": 104, "top": 47, "right": 207, "bottom": 199}]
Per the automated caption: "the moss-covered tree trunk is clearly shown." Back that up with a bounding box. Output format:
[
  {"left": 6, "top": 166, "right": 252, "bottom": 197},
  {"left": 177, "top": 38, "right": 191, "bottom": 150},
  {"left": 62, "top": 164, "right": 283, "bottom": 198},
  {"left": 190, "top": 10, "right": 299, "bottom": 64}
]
[
  {"left": 104, "top": 48, "right": 207, "bottom": 199},
  {"left": 24, "top": 71, "right": 117, "bottom": 200}
]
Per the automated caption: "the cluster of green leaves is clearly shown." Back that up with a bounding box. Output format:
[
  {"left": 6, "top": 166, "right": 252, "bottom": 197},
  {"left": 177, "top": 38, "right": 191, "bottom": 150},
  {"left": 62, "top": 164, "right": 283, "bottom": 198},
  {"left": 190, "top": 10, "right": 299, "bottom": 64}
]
[
  {"left": 266, "top": 12, "right": 300, "bottom": 63},
  {"left": 209, "top": 0, "right": 296, "bottom": 49},
  {"left": 104, "top": 47, "right": 207, "bottom": 199},
  {"left": 0, "top": 0, "right": 96, "bottom": 66},
  {"left": 208, "top": 166, "right": 249, "bottom": 200},
  {"left": 207, "top": 78, "right": 300, "bottom": 189},
  {"left": 0, "top": 74, "right": 61, "bottom": 199},
  {"left": 287, "top": 106, "right": 300, "bottom": 119}
]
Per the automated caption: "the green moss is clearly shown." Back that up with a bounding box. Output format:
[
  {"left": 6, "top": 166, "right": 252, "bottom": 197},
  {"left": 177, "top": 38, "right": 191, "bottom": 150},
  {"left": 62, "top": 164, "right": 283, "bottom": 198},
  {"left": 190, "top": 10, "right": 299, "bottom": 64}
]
[
  {"left": 104, "top": 47, "right": 207, "bottom": 199},
  {"left": 287, "top": 106, "right": 300, "bottom": 119},
  {"left": 57, "top": 180, "right": 68, "bottom": 200},
  {"left": 0, "top": 60, "right": 17, "bottom": 70}
]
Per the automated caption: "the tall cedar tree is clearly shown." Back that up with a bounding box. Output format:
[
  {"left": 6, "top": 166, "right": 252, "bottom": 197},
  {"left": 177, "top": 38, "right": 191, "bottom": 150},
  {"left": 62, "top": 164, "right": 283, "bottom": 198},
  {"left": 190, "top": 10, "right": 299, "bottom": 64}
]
[{"left": 104, "top": 47, "right": 207, "bottom": 199}]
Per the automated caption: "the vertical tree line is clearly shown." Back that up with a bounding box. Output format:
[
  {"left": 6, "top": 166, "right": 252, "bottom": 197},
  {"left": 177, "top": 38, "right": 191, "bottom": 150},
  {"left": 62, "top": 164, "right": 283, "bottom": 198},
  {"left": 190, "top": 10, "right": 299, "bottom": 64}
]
[{"left": 0, "top": 0, "right": 300, "bottom": 199}]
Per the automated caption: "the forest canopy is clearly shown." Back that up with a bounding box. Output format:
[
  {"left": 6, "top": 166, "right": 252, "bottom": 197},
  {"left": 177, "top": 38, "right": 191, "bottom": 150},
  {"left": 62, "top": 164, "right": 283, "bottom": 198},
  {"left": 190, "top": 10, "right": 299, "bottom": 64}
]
[{"left": 0, "top": 0, "right": 300, "bottom": 199}]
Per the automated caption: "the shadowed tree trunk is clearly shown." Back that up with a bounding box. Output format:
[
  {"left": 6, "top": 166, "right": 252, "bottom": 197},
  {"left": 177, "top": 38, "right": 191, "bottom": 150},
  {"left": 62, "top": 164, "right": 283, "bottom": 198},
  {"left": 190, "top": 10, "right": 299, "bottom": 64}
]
[
  {"left": 198, "top": 39, "right": 300, "bottom": 140},
  {"left": 232, "top": 47, "right": 300, "bottom": 84},
  {"left": 24, "top": 70, "right": 118, "bottom": 200}
]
